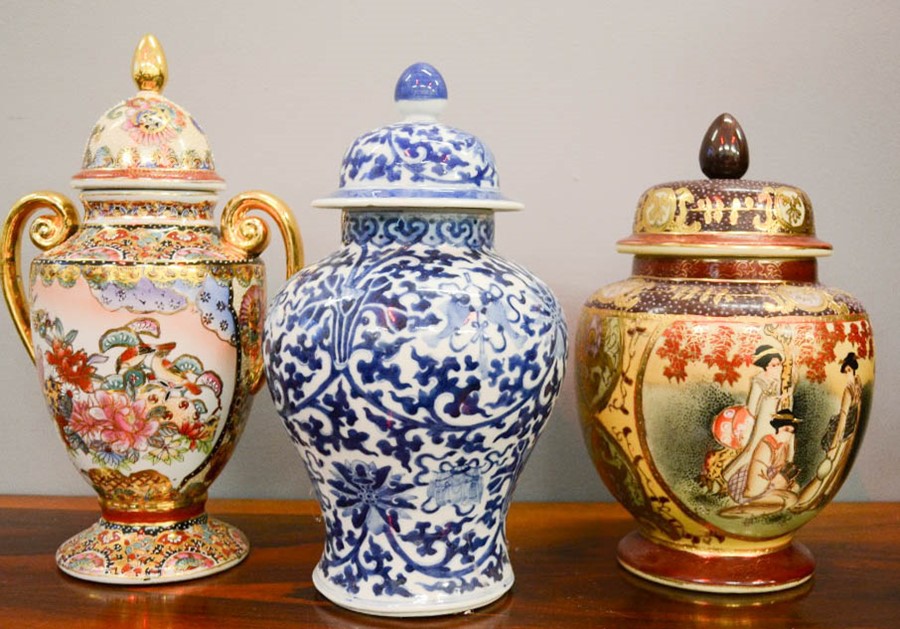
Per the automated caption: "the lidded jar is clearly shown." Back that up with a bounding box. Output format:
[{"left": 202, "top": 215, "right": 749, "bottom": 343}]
[
  {"left": 575, "top": 114, "right": 874, "bottom": 592},
  {"left": 264, "top": 63, "right": 567, "bottom": 616},
  {"left": 1, "top": 35, "right": 303, "bottom": 583}
]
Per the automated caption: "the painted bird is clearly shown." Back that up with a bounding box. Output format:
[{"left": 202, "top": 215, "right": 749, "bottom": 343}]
[
  {"left": 115, "top": 342, "right": 155, "bottom": 373},
  {"left": 150, "top": 342, "right": 202, "bottom": 395}
]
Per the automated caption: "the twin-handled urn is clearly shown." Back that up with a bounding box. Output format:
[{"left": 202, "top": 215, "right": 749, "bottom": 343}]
[
  {"left": 0, "top": 38, "right": 568, "bottom": 611},
  {"left": 1, "top": 35, "right": 875, "bottom": 615},
  {"left": 1, "top": 36, "right": 303, "bottom": 583}
]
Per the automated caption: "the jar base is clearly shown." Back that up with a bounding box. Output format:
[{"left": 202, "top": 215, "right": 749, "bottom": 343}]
[
  {"left": 56, "top": 513, "right": 249, "bottom": 584},
  {"left": 617, "top": 530, "right": 815, "bottom": 593},
  {"left": 312, "top": 564, "right": 513, "bottom": 617}
]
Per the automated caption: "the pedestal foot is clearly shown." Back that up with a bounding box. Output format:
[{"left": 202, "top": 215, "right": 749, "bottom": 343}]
[
  {"left": 617, "top": 530, "right": 815, "bottom": 593},
  {"left": 56, "top": 513, "right": 249, "bottom": 584}
]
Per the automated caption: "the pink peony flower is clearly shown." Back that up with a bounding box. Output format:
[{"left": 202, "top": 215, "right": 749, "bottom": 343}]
[
  {"left": 96, "top": 391, "right": 158, "bottom": 453},
  {"left": 69, "top": 398, "right": 108, "bottom": 440}
]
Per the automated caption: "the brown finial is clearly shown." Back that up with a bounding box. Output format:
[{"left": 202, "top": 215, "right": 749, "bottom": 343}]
[{"left": 699, "top": 113, "right": 748, "bottom": 179}]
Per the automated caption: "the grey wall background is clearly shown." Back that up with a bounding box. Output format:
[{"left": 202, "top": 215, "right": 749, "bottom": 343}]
[{"left": 1, "top": 1, "right": 898, "bottom": 503}]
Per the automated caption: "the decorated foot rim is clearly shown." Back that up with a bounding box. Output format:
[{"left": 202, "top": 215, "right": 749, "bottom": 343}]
[
  {"left": 575, "top": 114, "right": 873, "bottom": 595},
  {"left": 312, "top": 566, "right": 513, "bottom": 618},
  {"left": 265, "top": 63, "right": 566, "bottom": 616},
  {"left": 56, "top": 513, "right": 249, "bottom": 584},
  {"left": 617, "top": 531, "right": 815, "bottom": 594},
  {"left": 0, "top": 36, "right": 301, "bottom": 587}
]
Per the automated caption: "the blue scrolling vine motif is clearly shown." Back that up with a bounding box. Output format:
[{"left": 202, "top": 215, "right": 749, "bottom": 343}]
[
  {"left": 337, "top": 123, "right": 499, "bottom": 194},
  {"left": 264, "top": 210, "right": 567, "bottom": 603}
]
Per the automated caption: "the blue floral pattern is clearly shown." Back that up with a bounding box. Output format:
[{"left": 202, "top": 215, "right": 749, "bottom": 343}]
[
  {"left": 334, "top": 123, "right": 502, "bottom": 199},
  {"left": 264, "top": 210, "right": 567, "bottom": 607}
]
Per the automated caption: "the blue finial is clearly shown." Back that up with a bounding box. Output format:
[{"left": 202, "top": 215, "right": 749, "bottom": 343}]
[{"left": 394, "top": 63, "right": 448, "bottom": 101}]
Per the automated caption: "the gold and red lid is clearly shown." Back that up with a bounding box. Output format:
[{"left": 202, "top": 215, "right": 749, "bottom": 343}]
[
  {"left": 617, "top": 114, "right": 831, "bottom": 257},
  {"left": 71, "top": 35, "right": 224, "bottom": 191}
]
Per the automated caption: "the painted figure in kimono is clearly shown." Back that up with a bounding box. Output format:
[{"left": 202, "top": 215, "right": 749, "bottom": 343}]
[
  {"left": 794, "top": 352, "right": 863, "bottom": 510},
  {"left": 720, "top": 408, "right": 801, "bottom": 517},
  {"left": 721, "top": 345, "right": 794, "bottom": 487}
]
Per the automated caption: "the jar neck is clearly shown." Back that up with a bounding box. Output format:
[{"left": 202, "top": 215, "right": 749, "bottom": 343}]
[
  {"left": 80, "top": 190, "right": 218, "bottom": 227},
  {"left": 341, "top": 209, "right": 495, "bottom": 249},
  {"left": 632, "top": 256, "right": 818, "bottom": 283}
]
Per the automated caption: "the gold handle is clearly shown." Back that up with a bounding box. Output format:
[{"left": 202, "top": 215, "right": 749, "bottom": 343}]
[
  {"left": 1, "top": 191, "right": 80, "bottom": 363},
  {"left": 221, "top": 191, "right": 303, "bottom": 393},
  {"left": 221, "top": 190, "right": 304, "bottom": 278}
]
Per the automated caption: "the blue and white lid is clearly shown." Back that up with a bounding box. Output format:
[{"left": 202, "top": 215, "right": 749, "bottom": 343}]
[{"left": 313, "top": 63, "right": 523, "bottom": 211}]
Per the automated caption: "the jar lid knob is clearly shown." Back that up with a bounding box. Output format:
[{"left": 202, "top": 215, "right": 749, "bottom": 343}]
[
  {"left": 394, "top": 62, "right": 447, "bottom": 122},
  {"left": 699, "top": 113, "right": 749, "bottom": 179},
  {"left": 132, "top": 33, "right": 168, "bottom": 93}
]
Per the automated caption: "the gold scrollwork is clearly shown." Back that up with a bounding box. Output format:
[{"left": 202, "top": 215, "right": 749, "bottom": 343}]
[
  {"left": 696, "top": 194, "right": 758, "bottom": 227},
  {"left": 667, "top": 284, "right": 744, "bottom": 308},
  {"left": 594, "top": 278, "right": 654, "bottom": 310},
  {"left": 597, "top": 319, "right": 722, "bottom": 546},
  {"left": 761, "top": 284, "right": 849, "bottom": 316},
  {"left": 89, "top": 468, "right": 182, "bottom": 510},
  {"left": 634, "top": 187, "right": 700, "bottom": 234},
  {"left": 585, "top": 315, "right": 623, "bottom": 409},
  {"left": 2, "top": 191, "right": 80, "bottom": 362},
  {"left": 221, "top": 191, "right": 304, "bottom": 279},
  {"left": 33, "top": 261, "right": 265, "bottom": 291},
  {"left": 753, "top": 186, "right": 809, "bottom": 234}
]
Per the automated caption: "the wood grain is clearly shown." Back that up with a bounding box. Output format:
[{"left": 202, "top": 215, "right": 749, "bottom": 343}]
[{"left": 0, "top": 498, "right": 897, "bottom": 628}]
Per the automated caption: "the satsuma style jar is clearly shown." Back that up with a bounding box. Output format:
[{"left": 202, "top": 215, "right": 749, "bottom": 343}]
[
  {"left": 264, "top": 63, "right": 568, "bottom": 616},
  {"left": 1, "top": 35, "right": 302, "bottom": 583},
  {"left": 575, "top": 114, "right": 874, "bottom": 592}
]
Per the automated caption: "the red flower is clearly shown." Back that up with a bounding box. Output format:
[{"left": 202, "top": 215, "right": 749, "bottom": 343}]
[
  {"left": 178, "top": 420, "right": 207, "bottom": 450},
  {"left": 46, "top": 340, "right": 95, "bottom": 392}
]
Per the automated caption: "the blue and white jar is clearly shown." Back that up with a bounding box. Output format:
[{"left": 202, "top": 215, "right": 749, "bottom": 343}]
[{"left": 263, "top": 63, "right": 567, "bottom": 617}]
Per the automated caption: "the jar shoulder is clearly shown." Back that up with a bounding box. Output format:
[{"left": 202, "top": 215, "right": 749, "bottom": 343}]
[
  {"left": 582, "top": 275, "right": 867, "bottom": 319},
  {"left": 34, "top": 224, "right": 249, "bottom": 264},
  {"left": 273, "top": 243, "right": 565, "bottom": 317}
]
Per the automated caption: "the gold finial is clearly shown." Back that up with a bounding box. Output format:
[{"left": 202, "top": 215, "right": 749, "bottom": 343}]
[{"left": 132, "top": 34, "right": 167, "bottom": 93}]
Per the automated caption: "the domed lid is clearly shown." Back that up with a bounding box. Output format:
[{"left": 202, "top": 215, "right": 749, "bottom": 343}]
[
  {"left": 313, "top": 62, "right": 522, "bottom": 211},
  {"left": 617, "top": 113, "right": 831, "bottom": 257},
  {"left": 72, "top": 35, "right": 224, "bottom": 191}
]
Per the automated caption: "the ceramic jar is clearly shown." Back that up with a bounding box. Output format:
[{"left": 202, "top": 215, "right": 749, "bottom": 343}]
[
  {"left": 1, "top": 36, "right": 302, "bottom": 583},
  {"left": 264, "top": 63, "right": 567, "bottom": 616},
  {"left": 575, "top": 114, "right": 874, "bottom": 592}
]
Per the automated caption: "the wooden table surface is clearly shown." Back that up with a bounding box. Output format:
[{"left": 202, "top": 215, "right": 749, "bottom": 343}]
[{"left": 0, "top": 497, "right": 897, "bottom": 628}]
